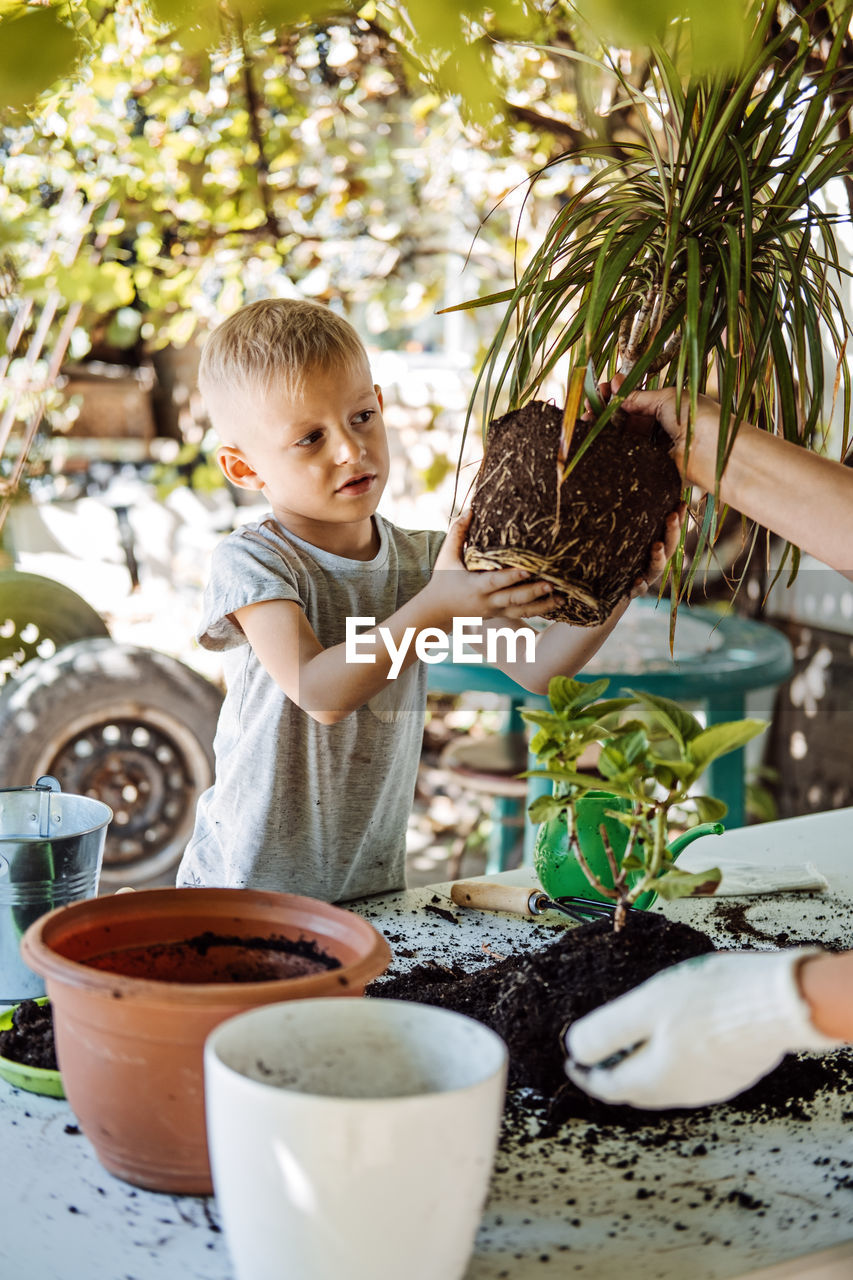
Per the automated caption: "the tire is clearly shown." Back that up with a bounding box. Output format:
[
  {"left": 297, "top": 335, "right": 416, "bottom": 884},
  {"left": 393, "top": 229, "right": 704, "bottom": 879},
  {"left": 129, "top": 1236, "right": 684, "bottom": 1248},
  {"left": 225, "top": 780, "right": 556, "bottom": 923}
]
[
  {"left": 0, "top": 638, "right": 223, "bottom": 886},
  {"left": 0, "top": 570, "right": 110, "bottom": 686}
]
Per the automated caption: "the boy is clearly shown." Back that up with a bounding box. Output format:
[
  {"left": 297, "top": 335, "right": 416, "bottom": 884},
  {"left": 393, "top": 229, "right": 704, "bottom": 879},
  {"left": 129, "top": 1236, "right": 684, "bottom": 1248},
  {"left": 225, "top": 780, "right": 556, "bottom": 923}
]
[{"left": 177, "top": 299, "right": 677, "bottom": 901}]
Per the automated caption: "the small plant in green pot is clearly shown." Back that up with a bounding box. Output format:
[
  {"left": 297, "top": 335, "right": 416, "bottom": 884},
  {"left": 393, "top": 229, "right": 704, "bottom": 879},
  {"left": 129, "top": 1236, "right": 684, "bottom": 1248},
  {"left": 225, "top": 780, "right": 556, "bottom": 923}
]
[{"left": 523, "top": 676, "right": 767, "bottom": 930}]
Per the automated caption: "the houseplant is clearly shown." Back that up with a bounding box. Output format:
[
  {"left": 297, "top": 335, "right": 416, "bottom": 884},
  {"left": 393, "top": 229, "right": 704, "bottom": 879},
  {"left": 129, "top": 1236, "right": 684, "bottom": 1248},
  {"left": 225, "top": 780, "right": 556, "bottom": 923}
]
[
  {"left": 457, "top": 0, "right": 853, "bottom": 625},
  {"left": 375, "top": 675, "right": 768, "bottom": 1109},
  {"left": 523, "top": 675, "right": 767, "bottom": 929}
]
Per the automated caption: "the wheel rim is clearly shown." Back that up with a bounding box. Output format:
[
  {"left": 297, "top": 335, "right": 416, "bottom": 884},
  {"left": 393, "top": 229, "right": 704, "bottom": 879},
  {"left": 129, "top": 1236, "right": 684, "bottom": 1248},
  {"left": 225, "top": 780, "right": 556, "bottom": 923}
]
[{"left": 26, "top": 703, "right": 212, "bottom": 885}]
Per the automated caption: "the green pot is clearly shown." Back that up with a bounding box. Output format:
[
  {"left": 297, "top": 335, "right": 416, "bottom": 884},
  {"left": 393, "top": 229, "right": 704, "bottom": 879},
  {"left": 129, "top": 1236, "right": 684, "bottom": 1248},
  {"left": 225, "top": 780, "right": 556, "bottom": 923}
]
[{"left": 533, "top": 790, "right": 723, "bottom": 911}]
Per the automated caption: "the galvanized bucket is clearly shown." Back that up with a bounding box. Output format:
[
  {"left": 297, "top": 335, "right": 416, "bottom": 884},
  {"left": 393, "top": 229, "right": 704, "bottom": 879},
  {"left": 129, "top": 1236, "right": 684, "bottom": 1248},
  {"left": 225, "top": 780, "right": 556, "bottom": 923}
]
[{"left": 0, "top": 776, "right": 112, "bottom": 1002}]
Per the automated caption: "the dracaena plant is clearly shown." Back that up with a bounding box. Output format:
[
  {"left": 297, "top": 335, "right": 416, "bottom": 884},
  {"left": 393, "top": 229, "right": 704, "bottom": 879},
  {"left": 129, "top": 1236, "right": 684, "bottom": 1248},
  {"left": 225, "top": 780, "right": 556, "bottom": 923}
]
[
  {"left": 523, "top": 676, "right": 767, "bottom": 929},
  {"left": 459, "top": 0, "right": 853, "bottom": 610}
]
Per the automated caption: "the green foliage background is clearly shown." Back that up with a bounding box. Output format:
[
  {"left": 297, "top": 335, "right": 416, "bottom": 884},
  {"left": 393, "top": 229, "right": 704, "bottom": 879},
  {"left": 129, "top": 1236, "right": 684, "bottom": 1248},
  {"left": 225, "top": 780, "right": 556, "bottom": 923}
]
[{"left": 0, "top": 1, "right": 755, "bottom": 359}]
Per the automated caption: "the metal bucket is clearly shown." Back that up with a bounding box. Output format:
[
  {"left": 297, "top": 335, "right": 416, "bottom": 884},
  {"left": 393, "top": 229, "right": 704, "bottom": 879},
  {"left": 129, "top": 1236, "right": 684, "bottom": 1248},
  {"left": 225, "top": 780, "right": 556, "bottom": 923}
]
[{"left": 0, "top": 776, "right": 112, "bottom": 1002}]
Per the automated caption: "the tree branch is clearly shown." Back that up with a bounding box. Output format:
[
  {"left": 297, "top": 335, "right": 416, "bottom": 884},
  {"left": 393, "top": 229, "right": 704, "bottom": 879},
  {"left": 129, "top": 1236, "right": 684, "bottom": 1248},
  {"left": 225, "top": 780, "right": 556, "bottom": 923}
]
[
  {"left": 506, "top": 104, "right": 633, "bottom": 162},
  {"left": 238, "top": 18, "right": 282, "bottom": 242}
]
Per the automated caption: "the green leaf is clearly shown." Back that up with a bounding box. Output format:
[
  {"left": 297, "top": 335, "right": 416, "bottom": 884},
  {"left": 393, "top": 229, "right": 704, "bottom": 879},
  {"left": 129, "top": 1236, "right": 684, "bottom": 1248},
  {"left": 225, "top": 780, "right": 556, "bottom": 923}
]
[
  {"left": 575, "top": 0, "right": 747, "bottom": 72},
  {"left": 646, "top": 756, "right": 695, "bottom": 781},
  {"left": 0, "top": 8, "right": 78, "bottom": 110},
  {"left": 527, "top": 795, "right": 566, "bottom": 824},
  {"left": 520, "top": 710, "right": 566, "bottom": 733},
  {"left": 654, "top": 866, "right": 722, "bottom": 900},
  {"left": 51, "top": 262, "right": 135, "bottom": 312},
  {"left": 596, "top": 746, "right": 624, "bottom": 779},
  {"left": 692, "top": 795, "right": 729, "bottom": 823},
  {"left": 524, "top": 768, "right": 637, "bottom": 803},
  {"left": 624, "top": 689, "right": 704, "bottom": 747},
  {"left": 585, "top": 698, "right": 635, "bottom": 720},
  {"left": 687, "top": 720, "right": 768, "bottom": 773},
  {"left": 547, "top": 676, "right": 611, "bottom": 715},
  {"left": 615, "top": 728, "right": 649, "bottom": 766}
]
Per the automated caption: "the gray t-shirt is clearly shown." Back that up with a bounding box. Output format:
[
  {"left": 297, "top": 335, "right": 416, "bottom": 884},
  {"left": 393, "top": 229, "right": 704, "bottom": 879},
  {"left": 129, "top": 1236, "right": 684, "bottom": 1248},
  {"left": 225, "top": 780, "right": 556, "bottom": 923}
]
[{"left": 176, "top": 512, "right": 446, "bottom": 902}]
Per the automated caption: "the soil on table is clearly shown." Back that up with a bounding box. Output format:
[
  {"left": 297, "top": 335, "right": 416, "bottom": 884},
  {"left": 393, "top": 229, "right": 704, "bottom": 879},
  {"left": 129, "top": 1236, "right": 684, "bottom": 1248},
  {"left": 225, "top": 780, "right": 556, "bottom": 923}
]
[
  {"left": 0, "top": 999, "right": 57, "bottom": 1070},
  {"left": 370, "top": 911, "right": 853, "bottom": 1130},
  {"left": 463, "top": 402, "right": 682, "bottom": 626},
  {"left": 82, "top": 931, "right": 341, "bottom": 983}
]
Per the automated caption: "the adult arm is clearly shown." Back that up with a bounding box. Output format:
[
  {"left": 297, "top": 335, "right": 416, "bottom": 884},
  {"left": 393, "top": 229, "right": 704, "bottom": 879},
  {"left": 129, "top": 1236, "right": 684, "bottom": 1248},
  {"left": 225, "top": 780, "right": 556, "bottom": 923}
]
[
  {"left": 799, "top": 950, "right": 853, "bottom": 1039},
  {"left": 622, "top": 388, "right": 853, "bottom": 582}
]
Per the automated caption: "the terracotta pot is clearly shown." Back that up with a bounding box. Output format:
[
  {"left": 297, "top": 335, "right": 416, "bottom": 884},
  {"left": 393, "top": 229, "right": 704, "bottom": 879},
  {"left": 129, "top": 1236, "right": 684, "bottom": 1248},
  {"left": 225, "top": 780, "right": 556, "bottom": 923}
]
[{"left": 20, "top": 888, "right": 392, "bottom": 1194}]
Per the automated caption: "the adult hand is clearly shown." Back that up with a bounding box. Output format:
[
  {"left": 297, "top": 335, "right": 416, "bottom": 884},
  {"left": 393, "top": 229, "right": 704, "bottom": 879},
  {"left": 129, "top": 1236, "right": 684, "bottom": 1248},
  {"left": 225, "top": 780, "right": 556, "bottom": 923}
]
[
  {"left": 563, "top": 949, "right": 843, "bottom": 1109},
  {"left": 585, "top": 378, "right": 726, "bottom": 485},
  {"left": 619, "top": 387, "right": 732, "bottom": 484},
  {"left": 428, "top": 509, "right": 559, "bottom": 623}
]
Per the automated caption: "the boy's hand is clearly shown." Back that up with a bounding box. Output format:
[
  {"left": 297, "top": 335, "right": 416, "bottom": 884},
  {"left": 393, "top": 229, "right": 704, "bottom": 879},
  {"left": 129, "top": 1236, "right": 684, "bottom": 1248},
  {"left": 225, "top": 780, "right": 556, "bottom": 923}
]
[
  {"left": 628, "top": 506, "right": 685, "bottom": 599},
  {"left": 428, "top": 510, "right": 559, "bottom": 625}
]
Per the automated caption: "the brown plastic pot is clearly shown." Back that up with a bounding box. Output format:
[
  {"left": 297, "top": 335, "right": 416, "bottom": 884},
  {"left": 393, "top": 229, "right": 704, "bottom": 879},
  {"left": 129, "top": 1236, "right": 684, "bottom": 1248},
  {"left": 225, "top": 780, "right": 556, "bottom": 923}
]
[{"left": 20, "top": 887, "right": 392, "bottom": 1194}]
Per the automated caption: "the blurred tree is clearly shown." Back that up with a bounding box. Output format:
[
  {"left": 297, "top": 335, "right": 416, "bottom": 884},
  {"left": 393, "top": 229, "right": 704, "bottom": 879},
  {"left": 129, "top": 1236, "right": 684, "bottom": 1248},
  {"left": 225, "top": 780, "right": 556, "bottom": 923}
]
[
  {"left": 0, "top": 5, "right": 545, "bottom": 359},
  {"left": 0, "top": 2, "right": 850, "bottom": 386},
  {"left": 0, "top": 0, "right": 771, "bottom": 357}
]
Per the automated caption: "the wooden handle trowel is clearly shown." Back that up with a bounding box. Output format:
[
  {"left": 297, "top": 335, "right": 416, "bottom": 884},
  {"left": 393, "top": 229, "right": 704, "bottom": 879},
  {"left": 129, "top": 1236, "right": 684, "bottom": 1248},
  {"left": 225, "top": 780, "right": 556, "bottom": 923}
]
[{"left": 450, "top": 881, "right": 615, "bottom": 923}]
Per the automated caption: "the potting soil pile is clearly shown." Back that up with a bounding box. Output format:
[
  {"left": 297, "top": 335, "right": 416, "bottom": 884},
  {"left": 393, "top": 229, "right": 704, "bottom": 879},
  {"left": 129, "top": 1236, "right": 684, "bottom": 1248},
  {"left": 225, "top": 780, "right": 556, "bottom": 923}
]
[
  {"left": 463, "top": 402, "right": 682, "bottom": 626},
  {"left": 369, "top": 911, "right": 853, "bottom": 1131},
  {"left": 81, "top": 930, "right": 341, "bottom": 983},
  {"left": 0, "top": 999, "right": 57, "bottom": 1070}
]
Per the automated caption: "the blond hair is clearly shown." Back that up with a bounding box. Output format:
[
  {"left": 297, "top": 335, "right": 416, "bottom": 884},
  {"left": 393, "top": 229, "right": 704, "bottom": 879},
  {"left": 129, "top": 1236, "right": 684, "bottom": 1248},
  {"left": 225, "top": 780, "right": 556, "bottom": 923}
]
[{"left": 199, "top": 298, "right": 369, "bottom": 405}]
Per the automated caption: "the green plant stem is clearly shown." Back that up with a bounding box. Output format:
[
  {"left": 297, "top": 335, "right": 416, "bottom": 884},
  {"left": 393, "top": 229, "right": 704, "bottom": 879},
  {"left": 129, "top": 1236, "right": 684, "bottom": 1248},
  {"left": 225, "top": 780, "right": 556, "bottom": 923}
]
[
  {"left": 598, "top": 821, "right": 623, "bottom": 887},
  {"left": 648, "top": 803, "right": 668, "bottom": 882},
  {"left": 568, "top": 826, "right": 619, "bottom": 902}
]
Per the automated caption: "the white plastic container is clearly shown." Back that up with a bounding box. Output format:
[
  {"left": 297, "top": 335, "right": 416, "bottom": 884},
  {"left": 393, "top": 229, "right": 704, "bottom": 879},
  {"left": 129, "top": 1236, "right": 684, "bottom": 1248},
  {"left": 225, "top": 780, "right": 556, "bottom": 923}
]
[{"left": 204, "top": 997, "right": 508, "bottom": 1280}]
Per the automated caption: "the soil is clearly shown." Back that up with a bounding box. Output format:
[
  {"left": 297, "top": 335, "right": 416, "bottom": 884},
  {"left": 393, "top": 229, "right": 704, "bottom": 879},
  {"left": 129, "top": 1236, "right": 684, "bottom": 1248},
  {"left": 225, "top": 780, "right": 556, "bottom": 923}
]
[
  {"left": 463, "top": 402, "right": 682, "bottom": 626},
  {"left": 369, "top": 911, "right": 853, "bottom": 1131},
  {"left": 0, "top": 999, "right": 57, "bottom": 1070},
  {"left": 82, "top": 930, "right": 341, "bottom": 984}
]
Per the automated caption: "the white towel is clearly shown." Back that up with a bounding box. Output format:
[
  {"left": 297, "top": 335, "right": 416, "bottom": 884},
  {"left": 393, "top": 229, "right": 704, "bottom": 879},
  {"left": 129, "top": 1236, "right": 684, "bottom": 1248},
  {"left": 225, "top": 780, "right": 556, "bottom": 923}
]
[{"left": 677, "top": 850, "right": 829, "bottom": 896}]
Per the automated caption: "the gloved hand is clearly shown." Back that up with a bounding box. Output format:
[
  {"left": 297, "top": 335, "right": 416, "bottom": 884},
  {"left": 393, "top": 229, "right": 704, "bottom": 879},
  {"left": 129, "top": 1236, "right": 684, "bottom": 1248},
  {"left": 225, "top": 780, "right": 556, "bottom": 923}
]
[{"left": 563, "top": 948, "right": 844, "bottom": 1109}]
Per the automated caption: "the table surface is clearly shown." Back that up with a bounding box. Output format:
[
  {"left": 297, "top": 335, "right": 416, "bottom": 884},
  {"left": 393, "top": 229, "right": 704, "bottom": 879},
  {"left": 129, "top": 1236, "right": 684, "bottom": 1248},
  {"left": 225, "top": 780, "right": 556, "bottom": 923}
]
[{"left": 2, "top": 809, "right": 852, "bottom": 1280}]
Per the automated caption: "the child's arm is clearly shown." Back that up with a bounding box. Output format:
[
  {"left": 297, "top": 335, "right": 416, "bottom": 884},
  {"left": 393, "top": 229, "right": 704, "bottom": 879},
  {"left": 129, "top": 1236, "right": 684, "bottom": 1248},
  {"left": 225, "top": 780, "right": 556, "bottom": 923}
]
[
  {"left": 234, "top": 518, "right": 558, "bottom": 725},
  {"left": 622, "top": 387, "right": 853, "bottom": 582}
]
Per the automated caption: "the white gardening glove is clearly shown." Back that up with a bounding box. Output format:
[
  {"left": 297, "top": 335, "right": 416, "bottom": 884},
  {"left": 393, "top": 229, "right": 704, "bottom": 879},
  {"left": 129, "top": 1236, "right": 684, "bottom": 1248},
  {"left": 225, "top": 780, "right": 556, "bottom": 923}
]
[{"left": 563, "top": 948, "right": 844, "bottom": 1109}]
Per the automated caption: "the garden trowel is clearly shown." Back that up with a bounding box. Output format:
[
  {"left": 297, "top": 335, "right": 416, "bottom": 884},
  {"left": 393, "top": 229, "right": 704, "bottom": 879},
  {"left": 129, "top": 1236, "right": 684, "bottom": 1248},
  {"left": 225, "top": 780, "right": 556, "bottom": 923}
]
[{"left": 450, "top": 881, "right": 618, "bottom": 924}]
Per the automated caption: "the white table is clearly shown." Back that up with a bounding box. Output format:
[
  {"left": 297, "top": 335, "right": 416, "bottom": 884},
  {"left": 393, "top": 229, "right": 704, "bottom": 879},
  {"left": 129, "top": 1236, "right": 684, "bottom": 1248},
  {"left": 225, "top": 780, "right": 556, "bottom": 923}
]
[{"left": 2, "top": 810, "right": 853, "bottom": 1280}]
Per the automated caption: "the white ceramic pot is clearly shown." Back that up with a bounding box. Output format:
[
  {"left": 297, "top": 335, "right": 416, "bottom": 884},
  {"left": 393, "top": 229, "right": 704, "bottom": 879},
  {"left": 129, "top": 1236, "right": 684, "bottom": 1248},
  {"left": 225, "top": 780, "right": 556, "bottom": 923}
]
[{"left": 204, "top": 997, "right": 508, "bottom": 1280}]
